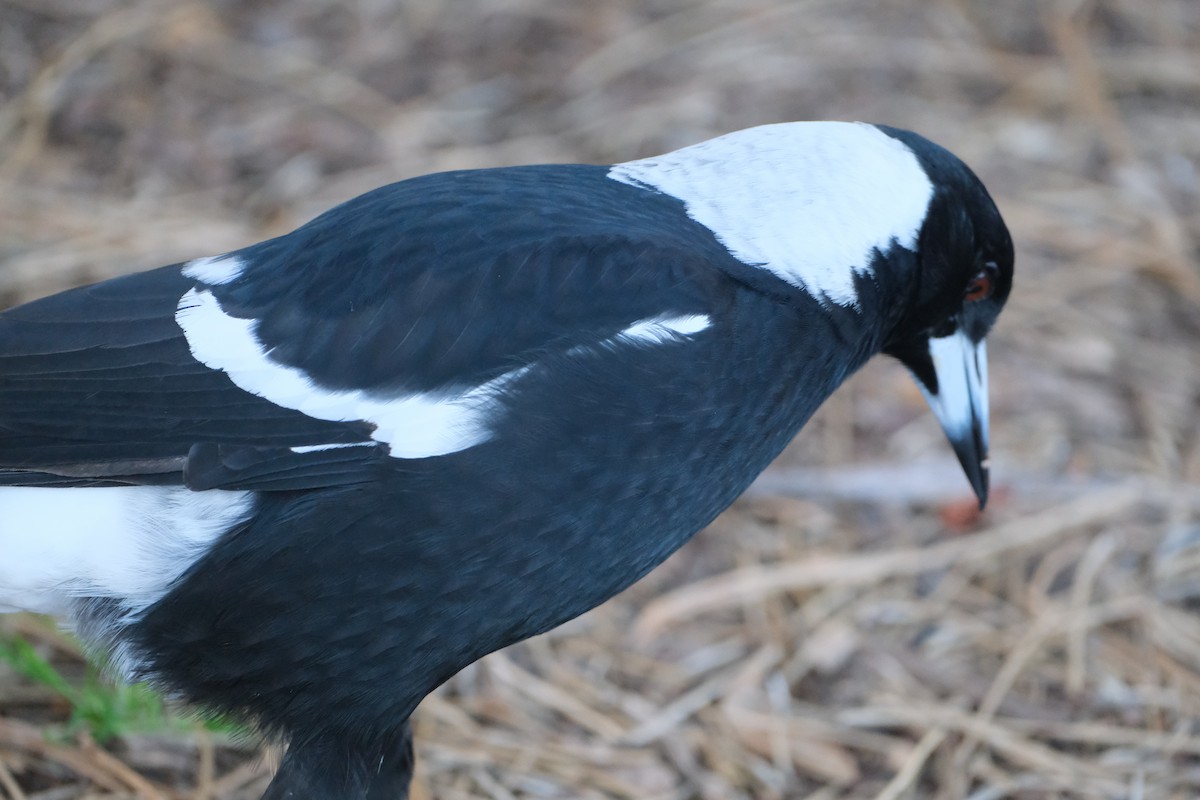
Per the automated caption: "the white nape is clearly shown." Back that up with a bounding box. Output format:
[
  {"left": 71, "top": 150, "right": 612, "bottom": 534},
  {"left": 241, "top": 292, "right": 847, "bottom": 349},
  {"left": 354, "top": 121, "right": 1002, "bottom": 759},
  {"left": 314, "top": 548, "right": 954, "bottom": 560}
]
[
  {"left": 177, "top": 288, "right": 530, "bottom": 460},
  {"left": 0, "top": 485, "right": 252, "bottom": 618},
  {"left": 183, "top": 254, "right": 244, "bottom": 286},
  {"left": 608, "top": 122, "right": 934, "bottom": 308}
]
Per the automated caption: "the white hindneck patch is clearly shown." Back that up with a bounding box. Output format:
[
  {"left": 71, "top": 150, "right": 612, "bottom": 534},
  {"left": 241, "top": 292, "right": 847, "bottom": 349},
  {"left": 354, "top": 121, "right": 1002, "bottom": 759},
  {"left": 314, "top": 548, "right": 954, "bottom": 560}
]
[{"left": 608, "top": 122, "right": 934, "bottom": 307}]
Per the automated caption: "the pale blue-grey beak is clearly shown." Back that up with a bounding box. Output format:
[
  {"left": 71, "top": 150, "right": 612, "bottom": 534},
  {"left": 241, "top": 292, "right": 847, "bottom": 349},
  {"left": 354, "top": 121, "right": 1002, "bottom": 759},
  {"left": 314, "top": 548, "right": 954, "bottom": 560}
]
[{"left": 916, "top": 330, "right": 990, "bottom": 508}]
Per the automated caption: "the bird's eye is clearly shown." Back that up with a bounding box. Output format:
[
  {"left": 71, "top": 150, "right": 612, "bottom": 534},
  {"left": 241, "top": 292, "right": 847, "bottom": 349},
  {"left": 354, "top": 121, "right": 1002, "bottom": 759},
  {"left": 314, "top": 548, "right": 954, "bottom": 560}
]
[{"left": 964, "top": 263, "right": 998, "bottom": 302}]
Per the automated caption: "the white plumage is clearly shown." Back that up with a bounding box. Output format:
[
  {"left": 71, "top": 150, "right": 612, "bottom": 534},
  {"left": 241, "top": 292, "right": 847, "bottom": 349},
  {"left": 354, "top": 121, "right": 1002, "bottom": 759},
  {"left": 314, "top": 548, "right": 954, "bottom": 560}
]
[{"left": 608, "top": 121, "right": 934, "bottom": 308}]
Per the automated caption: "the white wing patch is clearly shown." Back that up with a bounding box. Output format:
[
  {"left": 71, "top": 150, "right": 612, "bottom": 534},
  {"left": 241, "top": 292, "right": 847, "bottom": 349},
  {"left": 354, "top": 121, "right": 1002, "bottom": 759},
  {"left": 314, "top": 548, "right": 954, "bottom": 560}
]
[
  {"left": 177, "top": 289, "right": 709, "bottom": 460},
  {"left": 183, "top": 254, "right": 244, "bottom": 286},
  {"left": 608, "top": 122, "right": 934, "bottom": 308},
  {"left": 289, "top": 442, "right": 379, "bottom": 454},
  {"left": 563, "top": 314, "right": 710, "bottom": 360},
  {"left": 176, "top": 287, "right": 526, "bottom": 459},
  {"left": 618, "top": 314, "right": 711, "bottom": 345}
]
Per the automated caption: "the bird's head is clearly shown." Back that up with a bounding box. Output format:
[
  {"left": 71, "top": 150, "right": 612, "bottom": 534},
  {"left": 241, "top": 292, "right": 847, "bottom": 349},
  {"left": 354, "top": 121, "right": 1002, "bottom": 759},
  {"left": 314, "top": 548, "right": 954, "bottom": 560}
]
[
  {"left": 610, "top": 121, "right": 1013, "bottom": 508},
  {"left": 876, "top": 127, "right": 1014, "bottom": 509}
]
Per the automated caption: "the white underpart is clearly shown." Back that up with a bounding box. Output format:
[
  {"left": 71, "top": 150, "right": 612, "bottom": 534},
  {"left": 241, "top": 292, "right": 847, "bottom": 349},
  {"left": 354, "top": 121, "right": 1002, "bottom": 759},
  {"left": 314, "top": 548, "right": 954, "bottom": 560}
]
[
  {"left": 0, "top": 486, "right": 252, "bottom": 619},
  {"left": 608, "top": 122, "right": 934, "bottom": 307},
  {"left": 183, "top": 254, "right": 244, "bottom": 286}
]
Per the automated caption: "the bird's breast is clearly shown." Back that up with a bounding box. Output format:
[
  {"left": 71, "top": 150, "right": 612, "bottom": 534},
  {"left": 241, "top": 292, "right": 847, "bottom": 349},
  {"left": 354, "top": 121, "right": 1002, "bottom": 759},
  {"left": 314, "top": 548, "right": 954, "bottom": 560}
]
[{"left": 407, "top": 292, "right": 862, "bottom": 639}]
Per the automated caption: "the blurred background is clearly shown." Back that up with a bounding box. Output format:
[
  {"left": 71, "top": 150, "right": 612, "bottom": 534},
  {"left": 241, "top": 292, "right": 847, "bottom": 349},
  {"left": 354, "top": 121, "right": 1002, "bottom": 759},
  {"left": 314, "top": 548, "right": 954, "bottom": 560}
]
[{"left": 1, "top": 0, "right": 1199, "bottom": 797}]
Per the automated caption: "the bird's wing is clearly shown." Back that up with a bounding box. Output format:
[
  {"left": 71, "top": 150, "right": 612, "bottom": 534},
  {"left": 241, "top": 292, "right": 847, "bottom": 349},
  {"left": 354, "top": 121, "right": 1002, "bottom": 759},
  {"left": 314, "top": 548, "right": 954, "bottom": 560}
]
[
  {"left": 0, "top": 168, "right": 724, "bottom": 491},
  {"left": 0, "top": 265, "right": 380, "bottom": 489}
]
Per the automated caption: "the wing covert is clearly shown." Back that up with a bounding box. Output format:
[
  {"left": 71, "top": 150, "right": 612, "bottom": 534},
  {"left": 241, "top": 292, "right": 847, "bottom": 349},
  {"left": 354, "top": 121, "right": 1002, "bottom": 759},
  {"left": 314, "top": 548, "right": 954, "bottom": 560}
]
[{"left": 0, "top": 164, "right": 732, "bottom": 489}]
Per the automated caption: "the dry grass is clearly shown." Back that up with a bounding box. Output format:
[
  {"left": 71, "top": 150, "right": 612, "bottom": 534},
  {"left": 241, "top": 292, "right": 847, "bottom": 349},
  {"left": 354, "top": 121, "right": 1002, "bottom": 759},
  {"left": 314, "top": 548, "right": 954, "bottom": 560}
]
[{"left": 1, "top": 0, "right": 1199, "bottom": 797}]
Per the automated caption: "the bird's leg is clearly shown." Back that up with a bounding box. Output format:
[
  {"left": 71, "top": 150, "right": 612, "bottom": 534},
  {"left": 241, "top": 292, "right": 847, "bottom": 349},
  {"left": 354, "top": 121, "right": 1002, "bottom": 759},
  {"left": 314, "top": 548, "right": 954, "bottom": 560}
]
[
  {"left": 365, "top": 722, "right": 415, "bottom": 800},
  {"left": 260, "top": 722, "right": 413, "bottom": 800},
  {"left": 260, "top": 739, "right": 358, "bottom": 800}
]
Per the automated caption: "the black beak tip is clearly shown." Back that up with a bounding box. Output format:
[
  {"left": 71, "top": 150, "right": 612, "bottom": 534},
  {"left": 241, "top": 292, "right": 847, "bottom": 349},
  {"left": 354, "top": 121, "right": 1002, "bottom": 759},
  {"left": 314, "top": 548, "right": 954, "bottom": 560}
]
[
  {"left": 972, "top": 464, "right": 989, "bottom": 511},
  {"left": 953, "top": 444, "right": 989, "bottom": 511}
]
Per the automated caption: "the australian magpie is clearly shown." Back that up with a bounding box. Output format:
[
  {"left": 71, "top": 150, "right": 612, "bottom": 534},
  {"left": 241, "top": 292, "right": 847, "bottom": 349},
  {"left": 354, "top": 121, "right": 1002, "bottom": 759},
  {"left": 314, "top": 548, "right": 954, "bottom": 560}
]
[{"left": 0, "top": 121, "right": 1012, "bottom": 798}]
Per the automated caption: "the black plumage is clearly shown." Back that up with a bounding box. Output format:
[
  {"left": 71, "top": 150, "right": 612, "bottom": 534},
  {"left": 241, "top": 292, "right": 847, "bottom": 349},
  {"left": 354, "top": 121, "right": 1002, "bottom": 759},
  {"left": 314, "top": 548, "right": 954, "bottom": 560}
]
[{"left": 0, "top": 122, "right": 1013, "bottom": 798}]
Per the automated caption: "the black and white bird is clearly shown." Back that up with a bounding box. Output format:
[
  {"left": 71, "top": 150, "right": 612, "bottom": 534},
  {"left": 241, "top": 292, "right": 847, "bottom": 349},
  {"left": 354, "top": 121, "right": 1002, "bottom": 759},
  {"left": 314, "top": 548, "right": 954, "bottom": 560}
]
[{"left": 0, "top": 122, "right": 1011, "bottom": 798}]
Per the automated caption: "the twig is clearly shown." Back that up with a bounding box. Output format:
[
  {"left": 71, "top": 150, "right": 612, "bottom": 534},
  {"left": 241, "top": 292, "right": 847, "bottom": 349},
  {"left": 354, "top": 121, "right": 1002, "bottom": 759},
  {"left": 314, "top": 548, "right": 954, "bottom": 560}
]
[
  {"left": 0, "top": 756, "right": 28, "bottom": 800},
  {"left": 634, "top": 486, "right": 1143, "bottom": 638},
  {"left": 873, "top": 727, "right": 946, "bottom": 800}
]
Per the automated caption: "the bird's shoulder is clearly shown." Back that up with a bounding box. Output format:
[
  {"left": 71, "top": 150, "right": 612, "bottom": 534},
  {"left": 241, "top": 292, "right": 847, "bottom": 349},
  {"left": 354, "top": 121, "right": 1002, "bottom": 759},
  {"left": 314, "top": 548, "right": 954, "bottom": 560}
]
[
  {"left": 0, "top": 165, "right": 752, "bottom": 490},
  {"left": 205, "top": 163, "right": 741, "bottom": 391}
]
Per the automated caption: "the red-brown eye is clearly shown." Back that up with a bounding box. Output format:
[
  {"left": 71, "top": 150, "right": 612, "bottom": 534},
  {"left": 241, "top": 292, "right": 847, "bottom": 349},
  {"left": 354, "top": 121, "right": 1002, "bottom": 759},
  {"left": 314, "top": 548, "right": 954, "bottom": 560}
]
[{"left": 965, "top": 264, "right": 997, "bottom": 302}]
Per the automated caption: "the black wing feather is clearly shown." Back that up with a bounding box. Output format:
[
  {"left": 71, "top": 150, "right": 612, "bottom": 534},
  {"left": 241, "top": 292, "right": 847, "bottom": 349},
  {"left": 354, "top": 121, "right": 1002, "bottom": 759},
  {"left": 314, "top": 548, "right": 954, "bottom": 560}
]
[
  {"left": 0, "top": 266, "right": 374, "bottom": 487},
  {"left": 0, "top": 164, "right": 734, "bottom": 490},
  {"left": 214, "top": 165, "right": 727, "bottom": 392},
  {"left": 184, "top": 443, "right": 385, "bottom": 492}
]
